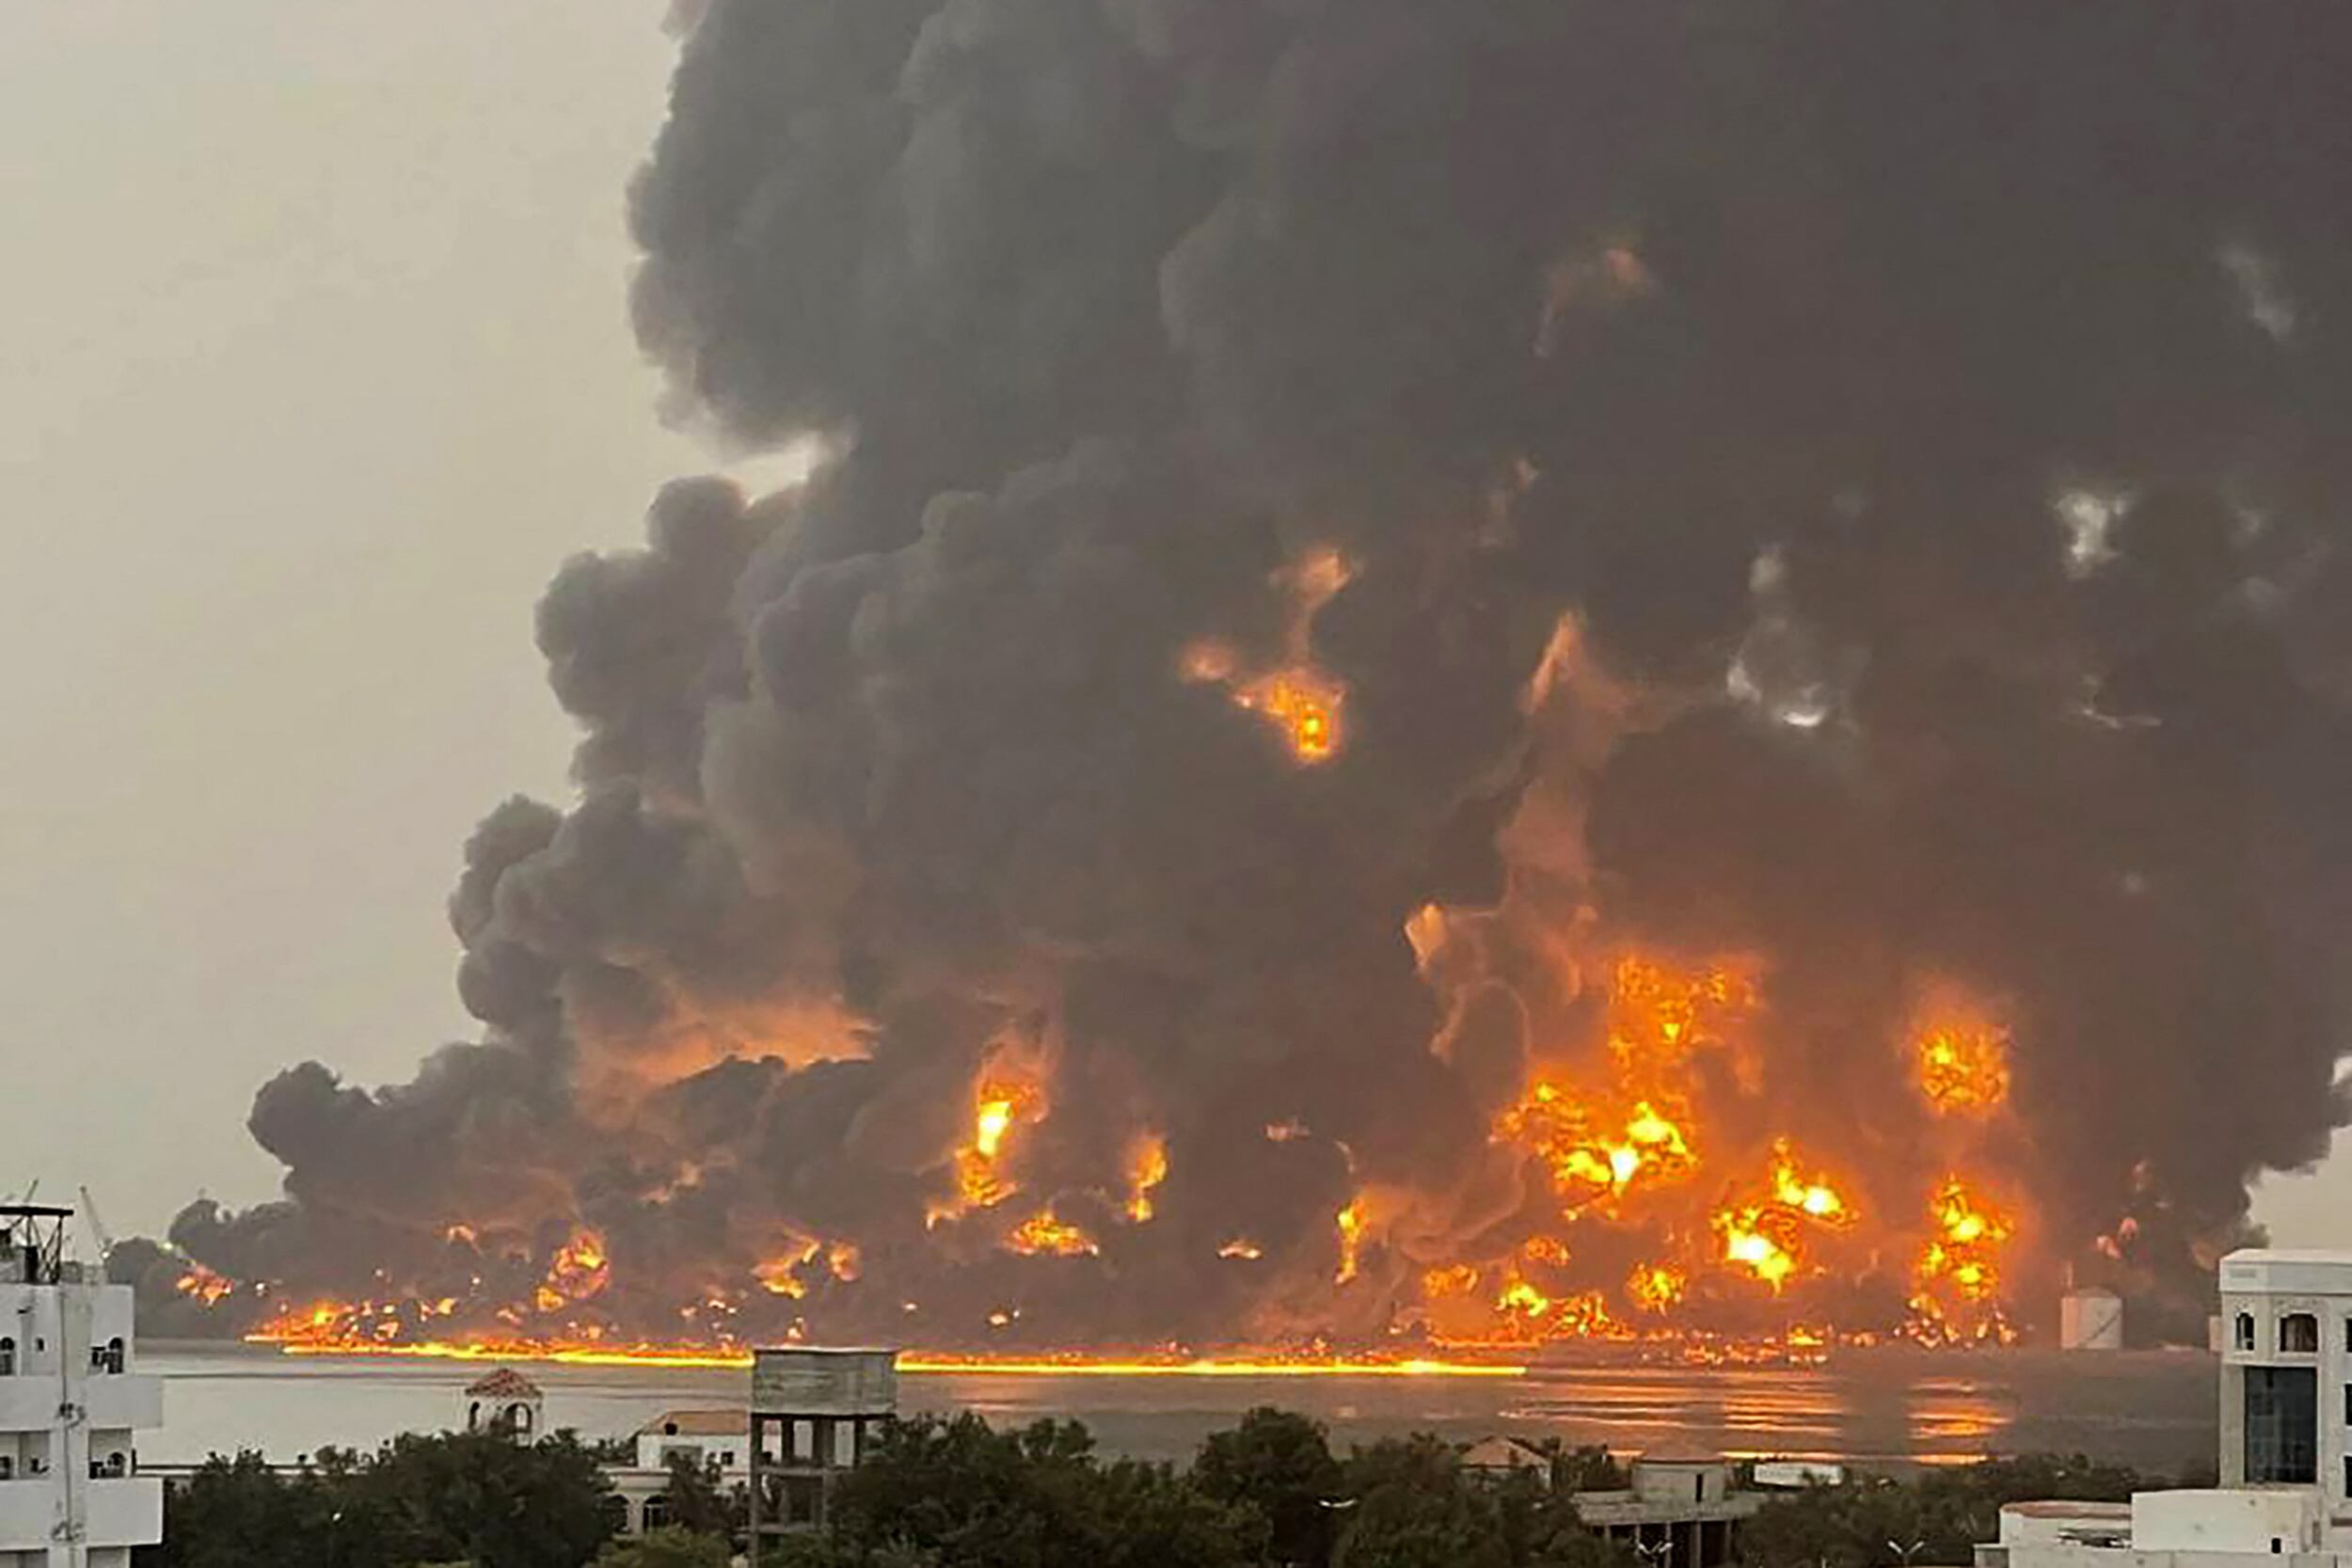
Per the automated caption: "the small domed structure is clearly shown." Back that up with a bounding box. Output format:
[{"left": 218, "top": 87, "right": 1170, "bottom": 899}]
[{"left": 463, "top": 1367, "right": 545, "bottom": 1440}]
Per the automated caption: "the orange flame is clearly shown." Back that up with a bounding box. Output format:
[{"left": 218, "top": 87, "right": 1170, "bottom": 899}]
[
  {"left": 1916, "top": 1022, "right": 2012, "bottom": 1115},
  {"left": 1125, "top": 1135, "right": 1168, "bottom": 1224},
  {"left": 1628, "top": 1262, "right": 1686, "bottom": 1312},
  {"left": 1008, "top": 1210, "right": 1100, "bottom": 1259},
  {"left": 1236, "top": 672, "right": 1343, "bottom": 762},
  {"left": 174, "top": 1264, "right": 234, "bottom": 1307},
  {"left": 1334, "top": 1200, "right": 1366, "bottom": 1285},
  {"left": 936, "top": 1078, "right": 1042, "bottom": 1224}
]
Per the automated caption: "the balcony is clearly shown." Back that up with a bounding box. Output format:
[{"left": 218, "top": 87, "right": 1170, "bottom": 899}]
[
  {"left": 0, "top": 1380, "right": 56, "bottom": 1432},
  {"left": 0, "top": 1478, "right": 164, "bottom": 1551},
  {"left": 0, "top": 1372, "right": 164, "bottom": 1433},
  {"left": 87, "top": 1477, "right": 165, "bottom": 1547},
  {"left": 85, "top": 1375, "right": 162, "bottom": 1432},
  {"left": 0, "top": 1480, "right": 56, "bottom": 1552}
]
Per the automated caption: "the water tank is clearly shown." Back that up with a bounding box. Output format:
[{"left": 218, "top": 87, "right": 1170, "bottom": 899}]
[{"left": 2059, "top": 1287, "right": 2124, "bottom": 1351}]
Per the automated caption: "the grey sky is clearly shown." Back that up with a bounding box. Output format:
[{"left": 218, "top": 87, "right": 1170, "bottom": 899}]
[{"left": 3, "top": 1, "right": 2342, "bottom": 1251}]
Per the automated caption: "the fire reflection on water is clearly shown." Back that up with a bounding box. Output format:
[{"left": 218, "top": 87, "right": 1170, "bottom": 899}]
[{"left": 141, "top": 1346, "right": 2208, "bottom": 1476}]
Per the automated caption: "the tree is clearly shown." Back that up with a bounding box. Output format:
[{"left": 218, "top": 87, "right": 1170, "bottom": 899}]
[
  {"left": 140, "top": 1451, "right": 338, "bottom": 1568},
  {"left": 1091, "top": 1456, "right": 1270, "bottom": 1568},
  {"left": 1194, "top": 1407, "right": 1345, "bottom": 1568},
  {"left": 826, "top": 1413, "right": 1256, "bottom": 1568},
  {"left": 350, "top": 1430, "right": 615, "bottom": 1568},
  {"left": 1739, "top": 1457, "right": 2165, "bottom": 1568},
  {"left": 593, "top": 1526, "right": 734, "bottom": 1568},
  {"left": 145, "top": 1433, "right": 616, "bottom": 1568},
  {"left": 1333, "top": 1435, "right": 1509, "bottom": 1568},
  {"left": 659, "top": 1450, "right": 739, "bottom": 1540}
]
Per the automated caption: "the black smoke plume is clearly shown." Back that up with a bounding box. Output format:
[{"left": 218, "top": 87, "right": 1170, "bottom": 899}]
[{"left": 146, "top": 2, "right": 2352, "bottom": 1352}]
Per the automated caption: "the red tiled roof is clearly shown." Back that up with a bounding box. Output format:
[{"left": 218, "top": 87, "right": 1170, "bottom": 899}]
[{"left": 465, "top": 1368, "right": 543, "bottom": 1400}]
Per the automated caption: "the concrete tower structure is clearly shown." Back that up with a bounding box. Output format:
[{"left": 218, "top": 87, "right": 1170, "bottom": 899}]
[
  {"left": 0, "top": 1206, "right": 164, "bottom": 1568},
  {"left": 746, "top": 1347, "right": 897, "bottom": 1562}
]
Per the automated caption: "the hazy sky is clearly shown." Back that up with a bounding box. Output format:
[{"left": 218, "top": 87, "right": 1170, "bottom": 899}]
[{"left": 4, "top": 1, "right": 2343, "bottom": 1249}]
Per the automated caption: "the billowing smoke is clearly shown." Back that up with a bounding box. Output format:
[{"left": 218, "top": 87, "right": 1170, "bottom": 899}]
[{"left": 139, "top": 2, "right": 2352, "bottom": 1354}]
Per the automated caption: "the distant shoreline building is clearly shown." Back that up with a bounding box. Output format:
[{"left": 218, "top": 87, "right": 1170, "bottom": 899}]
[{"left": 0, "top": 1204, "right": 165, "bottom": 1568}]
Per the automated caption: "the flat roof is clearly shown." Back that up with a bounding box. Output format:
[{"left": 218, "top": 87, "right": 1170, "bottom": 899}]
[{"left": 2004, "top": 1501, "right": 2133, "bottom": 1519}]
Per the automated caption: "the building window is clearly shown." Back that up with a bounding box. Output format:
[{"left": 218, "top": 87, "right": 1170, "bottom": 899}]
[
  {"left": 2247, "top": 1365, "right": 2319, "bottom": 1484},
  {"left": 643, "top": 1494, "right": 671, "bottom": 1531},
  {"left": 0, "top": 1336, "right": 12, "bottom": 1375},
  {"left": 2344, "top": 1454, "right": 2351, "bottom": 1497},
  {"left": 2284, "top": 1313, "right": 2320, "bottom": 1354},
  {"left": 2237, "top": 1313, "right": 2258, "bottom": 1351}
]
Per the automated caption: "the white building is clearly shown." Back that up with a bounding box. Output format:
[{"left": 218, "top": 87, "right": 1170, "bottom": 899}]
[
  {"left": 596, "top": 1410, "right": 755, "bottom": 1538},
  {"left": 1980, "top": 1249, "right": 2352, "bottom": 1568},
  {"left": 0, "top": 1206, "right": 164, "bottom": 1568},
  {"left": 635, "top": 1409, "right": 750, "bottom": 1476}
]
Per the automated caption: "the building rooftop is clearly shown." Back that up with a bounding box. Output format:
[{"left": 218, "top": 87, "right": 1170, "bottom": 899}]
[
  {"left": 464, "top": 1368, "right": 543, "bottom": 1401},
  {"left": 640, "top": 1409, "right": 748, "bottom": 1438},
  {"left": 2005, "top": 1502, "right": 2135, "bottom": 1520}
]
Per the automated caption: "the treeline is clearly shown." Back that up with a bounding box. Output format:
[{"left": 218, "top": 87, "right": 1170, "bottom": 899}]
[
  {"left": 776, "top": 1410, "right": 1626, "bottom": 1568},
  {"left": 1739, "top": 1453, "right": 2206, "bottom": 1568},
  {"left": 139, "top": 1412, "right": 1626, "bottom": 1568},
  {"left": 139, "top": 1409, "right": 2203, "bottom": 1568}
]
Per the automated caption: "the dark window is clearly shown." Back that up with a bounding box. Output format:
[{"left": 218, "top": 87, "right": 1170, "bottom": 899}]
[
  {"left": 0, "top": 1336, "right": 12, "bottom": 1376},
  {"left": 2344, "top": 1454, "right": 2351, "bottom": 1496},
  {"left": 643, "top": 1494, "right": 671, "bottom": 1531},
  {"left": 2237, "top": 1313, "right": 2259, "bottom": 1351},
  {"left": 2248, "top": 1365, "right": 2319, "bottom": 1483},
  {"left": 2284, "top": 1313, "right": 2320, "bottom": 1354}
]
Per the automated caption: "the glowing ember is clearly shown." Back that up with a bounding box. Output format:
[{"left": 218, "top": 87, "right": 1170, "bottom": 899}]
[
  {"left": 1008, "top": 1210, "right": 1100, "bottom": 1258},
  {"left": 1217, "top": 1238, "right": 1264, "bottom": 1261}
]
